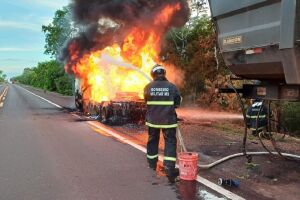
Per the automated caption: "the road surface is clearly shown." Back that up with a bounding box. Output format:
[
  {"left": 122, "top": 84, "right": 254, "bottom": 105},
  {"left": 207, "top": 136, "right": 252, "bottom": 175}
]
[{"left": 0, "top": 84, "right": 231, "bottom": 200}]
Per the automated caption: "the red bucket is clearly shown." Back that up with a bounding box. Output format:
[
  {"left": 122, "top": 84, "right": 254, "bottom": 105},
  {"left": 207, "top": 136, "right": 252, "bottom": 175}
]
[{"left": 178, "top": 152, "right": 199, "bottom": 181}]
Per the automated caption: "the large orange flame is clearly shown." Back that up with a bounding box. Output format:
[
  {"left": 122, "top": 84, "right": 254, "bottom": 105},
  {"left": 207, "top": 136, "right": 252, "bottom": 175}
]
[{"left": 69, "top": 3, "right": 181, "bottom": 103}]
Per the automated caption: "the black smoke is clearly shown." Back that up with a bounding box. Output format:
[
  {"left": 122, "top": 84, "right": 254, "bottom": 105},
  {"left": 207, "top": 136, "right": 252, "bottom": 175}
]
[{"left": 62, "top": 0, "right": 190, "bottom": 72}]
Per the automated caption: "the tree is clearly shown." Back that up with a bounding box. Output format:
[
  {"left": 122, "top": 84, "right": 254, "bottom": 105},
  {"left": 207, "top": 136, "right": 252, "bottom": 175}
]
[
  {"left": 168, "top": 0, "right": 208, "bottom": 58},
  {"left": 161, "top": 6, "right": 240, "bottom": 110},
  {"left": 13, "top": 61, "right": 74, "bottom": 95},
  {"left": 42, "top": 6, "right": 76, "bottom": 58},
  {"left": 39, "top": 6, "right": 75, "bottom": 95},
  {"left": 55, "top": 74, "right": 74, "bottom": 95},
  {"left": 163, "top": 15, "right": 217, "bottom": 96},
  {"left": 189, "top": 0, "right": 208, "bottom": 17},
  {"left": 0, "top": 70, "right": 7, "bottom": 83}
]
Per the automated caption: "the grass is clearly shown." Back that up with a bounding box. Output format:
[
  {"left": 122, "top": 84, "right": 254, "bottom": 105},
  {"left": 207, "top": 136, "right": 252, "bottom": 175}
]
[{"left": 245, "top": 162, "right": 260, "bottom": 170}]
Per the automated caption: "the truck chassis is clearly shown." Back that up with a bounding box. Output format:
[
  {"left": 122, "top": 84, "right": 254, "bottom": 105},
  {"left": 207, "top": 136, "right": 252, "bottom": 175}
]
[{"left": 75, "top": 92, "right": 146, "bottom": 125}]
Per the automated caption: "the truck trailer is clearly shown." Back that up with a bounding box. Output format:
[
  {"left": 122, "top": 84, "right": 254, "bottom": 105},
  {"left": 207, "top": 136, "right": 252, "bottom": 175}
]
[
  {"left": 209, "top": 0, "right": 300, "bottom": 101},
  {"left": 74, "top": 79, "right": 146, "bottom": 125}
]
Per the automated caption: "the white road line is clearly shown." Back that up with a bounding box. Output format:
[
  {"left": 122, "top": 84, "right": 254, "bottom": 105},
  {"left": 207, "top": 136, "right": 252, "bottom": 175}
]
[
  {"left": 197, "top": 177, "right": 245, "bottom": 200},
  {"left": 18, "top": 86, "right": 62, "bottom": 109},
  {"left": 88, "top": 121, "right": 147, "bottom": 153},
  {"left": 19, "top": 86, "right": 245, "bottom": 200},
  {"left": 0, "top": 87, "right": 7, "bottom": 99},
  {"left": 0, "top": 86, "right": 8, "bottom": 105},
  {"left": 87, "top": 121, "right": 245, "bottom": 200}
]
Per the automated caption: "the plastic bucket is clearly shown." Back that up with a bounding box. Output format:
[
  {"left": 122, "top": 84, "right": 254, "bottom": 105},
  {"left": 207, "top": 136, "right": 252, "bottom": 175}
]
[{"left": 178, "top": 152, "right": 199, "bottom": 181}]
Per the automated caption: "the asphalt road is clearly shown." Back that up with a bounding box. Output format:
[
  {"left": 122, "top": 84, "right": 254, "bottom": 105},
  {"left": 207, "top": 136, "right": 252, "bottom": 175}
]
[
  {"left": 0, "top": 84, "right": 230, "bottom": 200},
  {"left": 0, "top": 84, "right": 183, "bottom": 200}
]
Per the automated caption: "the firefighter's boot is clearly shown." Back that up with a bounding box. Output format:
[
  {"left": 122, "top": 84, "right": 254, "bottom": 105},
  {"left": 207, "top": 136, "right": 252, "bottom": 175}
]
[{"left": 165, "top": 167, "right": 179, "bottom": 183}]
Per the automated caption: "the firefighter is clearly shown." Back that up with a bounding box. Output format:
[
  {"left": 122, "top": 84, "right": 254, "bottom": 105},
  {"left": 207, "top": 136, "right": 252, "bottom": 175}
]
[
  {"left": 144, "top": 64, "right": 182, "bottom": 182},
  {"left": 246, "top": 99, "right": 268, "bottom": 136}
]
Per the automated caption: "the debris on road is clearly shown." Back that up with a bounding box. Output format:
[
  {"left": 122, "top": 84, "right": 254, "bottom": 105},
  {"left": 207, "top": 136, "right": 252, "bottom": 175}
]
[{"left": 218, "top": 178, "right": 240, "bottom": 188}]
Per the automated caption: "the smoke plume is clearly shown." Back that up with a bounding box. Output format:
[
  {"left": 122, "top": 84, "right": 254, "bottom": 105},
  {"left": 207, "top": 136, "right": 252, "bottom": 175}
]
[{"left": 62, "top": 0, "right": 190, "bottom": 72}]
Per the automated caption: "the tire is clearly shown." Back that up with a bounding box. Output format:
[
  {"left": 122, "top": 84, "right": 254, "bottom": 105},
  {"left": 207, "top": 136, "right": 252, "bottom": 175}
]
[{"left": 101, "top": 107, "right": 108, "bottom": 122}]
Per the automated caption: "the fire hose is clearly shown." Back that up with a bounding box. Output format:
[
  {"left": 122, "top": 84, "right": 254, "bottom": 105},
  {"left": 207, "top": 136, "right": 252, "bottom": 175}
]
[
  {"left": 177, "top": 126, "right": 300, "bottom": 169},
  {"left": 197, "top": 152, "right": 300, "bottom": 169},
  {"left": 175, "top": 78, "right": 300, "bottom": 169}
]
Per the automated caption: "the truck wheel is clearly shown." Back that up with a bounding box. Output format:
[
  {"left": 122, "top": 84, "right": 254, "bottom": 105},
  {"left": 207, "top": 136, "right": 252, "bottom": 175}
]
[{"left": 101, "top": 107, "right": 108, "bottom": 122}]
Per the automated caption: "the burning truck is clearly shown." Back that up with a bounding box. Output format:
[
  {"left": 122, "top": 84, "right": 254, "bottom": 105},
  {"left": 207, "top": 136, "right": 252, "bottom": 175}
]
[
  {"left": 65, "top": 0, "right": 189, "bottom": 124},
  {"left": 75, "top": 78, "right": 147, "bottom": 124}
]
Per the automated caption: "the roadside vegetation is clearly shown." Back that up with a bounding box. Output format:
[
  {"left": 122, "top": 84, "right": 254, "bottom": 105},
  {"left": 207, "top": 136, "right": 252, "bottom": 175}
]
[
  {"left": 162, "top": 10, "right": 239, "bottom": 111},
  {"left": 282, "top": 102, "right": 300, "bottom": 135},
  {"left": 0, "top": 70, "right": 7, "bottom": 83},
  {"left": 13, "top": 61, "right": 73, "bottom": 95}
]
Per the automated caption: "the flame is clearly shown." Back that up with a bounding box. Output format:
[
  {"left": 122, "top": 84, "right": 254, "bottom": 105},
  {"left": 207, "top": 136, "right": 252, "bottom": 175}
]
[{"left": 68, "top": 3, "right": 181, "bottom": 103}]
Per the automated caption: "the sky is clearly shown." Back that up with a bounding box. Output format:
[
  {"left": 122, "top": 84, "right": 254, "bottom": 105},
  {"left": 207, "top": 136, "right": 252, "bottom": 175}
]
[
  {"left": 0, "top": 0, "right": 69, "bottom": 79},
  {"left": 0, "top": 0, "right": 211, "bottom": 79}
]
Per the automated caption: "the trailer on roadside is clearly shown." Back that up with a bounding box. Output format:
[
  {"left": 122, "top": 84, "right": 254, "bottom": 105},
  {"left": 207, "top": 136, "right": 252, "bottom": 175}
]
[{"left": 209, "top": 0, "right": 300, "bottom": 101}]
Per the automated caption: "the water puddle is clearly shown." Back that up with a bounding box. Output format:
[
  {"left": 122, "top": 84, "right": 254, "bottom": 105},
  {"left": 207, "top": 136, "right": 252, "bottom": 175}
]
[{"left": 174, "top": 180, "right": 228, "bottom": 200}]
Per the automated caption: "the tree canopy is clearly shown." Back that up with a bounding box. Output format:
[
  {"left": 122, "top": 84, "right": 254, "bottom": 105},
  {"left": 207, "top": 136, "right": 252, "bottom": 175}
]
[
  {"left": 13, "top": 61, "right": 73, "bottom": 95},
  {"left": 42, "top": 6, "right": 76, "bottom": 58}
]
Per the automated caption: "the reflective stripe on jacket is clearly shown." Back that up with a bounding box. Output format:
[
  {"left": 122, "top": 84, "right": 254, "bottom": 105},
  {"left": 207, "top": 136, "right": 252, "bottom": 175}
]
[
  {"left": 246, "top": 100, "right": 268, "bottom": 130},
  {"left": 144, "top": 77, "right": 181, "bottom": 128}
]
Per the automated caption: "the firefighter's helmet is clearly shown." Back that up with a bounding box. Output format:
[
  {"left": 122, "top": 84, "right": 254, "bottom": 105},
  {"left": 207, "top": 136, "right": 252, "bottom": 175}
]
[{"left": 151, "top": 64, "right": 166, "bottom": 79}]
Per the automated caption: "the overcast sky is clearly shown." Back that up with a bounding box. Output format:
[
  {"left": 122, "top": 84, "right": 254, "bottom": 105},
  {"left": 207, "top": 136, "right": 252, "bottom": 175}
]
[{"left": 0, "top": 0, "right": 69, "bottom": 79}]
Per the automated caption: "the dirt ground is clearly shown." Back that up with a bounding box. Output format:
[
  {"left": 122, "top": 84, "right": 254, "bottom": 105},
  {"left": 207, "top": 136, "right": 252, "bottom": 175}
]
[{"left": 113, "top": 108, "right": 300, "bottom": 200}]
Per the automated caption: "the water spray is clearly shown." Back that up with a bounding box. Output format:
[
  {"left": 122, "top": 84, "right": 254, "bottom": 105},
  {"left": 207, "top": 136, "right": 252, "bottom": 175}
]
[{"left": 100, "top": 53, "right": 152, "bottom": 81}]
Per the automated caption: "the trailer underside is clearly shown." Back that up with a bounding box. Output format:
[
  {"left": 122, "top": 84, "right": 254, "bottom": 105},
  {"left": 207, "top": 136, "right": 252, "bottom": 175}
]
[{"left": 75, "top": 92, "right": 146, "bottom": 125}]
